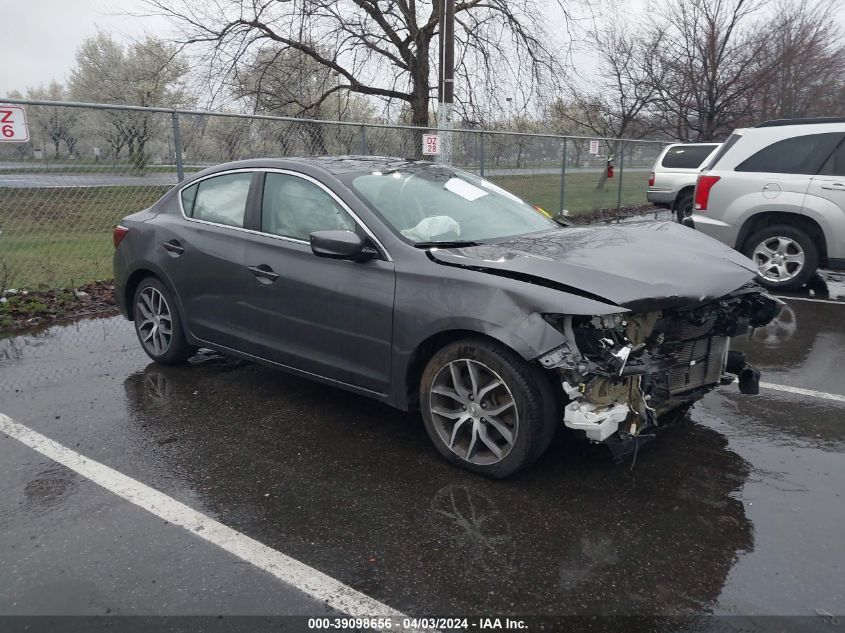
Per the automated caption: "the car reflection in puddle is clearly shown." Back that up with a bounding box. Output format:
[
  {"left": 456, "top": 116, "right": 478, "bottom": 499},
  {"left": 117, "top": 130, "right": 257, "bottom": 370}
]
[{"left": 122, "top": 359, "right": 753, "bottom": 616}]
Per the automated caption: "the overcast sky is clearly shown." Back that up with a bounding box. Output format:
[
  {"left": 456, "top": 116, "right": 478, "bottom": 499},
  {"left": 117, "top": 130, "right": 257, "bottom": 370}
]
[{"left": 0, "top": 0, "right": 170, "bottom": 96}]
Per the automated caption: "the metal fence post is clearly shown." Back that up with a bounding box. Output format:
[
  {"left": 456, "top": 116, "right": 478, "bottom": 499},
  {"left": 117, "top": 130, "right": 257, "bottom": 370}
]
[
  {"left": 171, "top": 111, "right": 185, "bottom": 183},
  {"left": 616, "top": 142, "right": 625, "bottom": 212},
  {"left": 558, "top": 138, "right": 567, "bottom": 215},
  {"left": 479, "top": 132, "right": 485, "bottom": 177},
  {"left": 359, "top": 125, "right": 369, "bottom": 155}
]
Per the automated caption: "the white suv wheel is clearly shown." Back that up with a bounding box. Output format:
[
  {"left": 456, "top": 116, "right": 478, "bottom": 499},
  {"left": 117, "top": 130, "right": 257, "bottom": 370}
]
[{"left": 752, "top": 236, "right": 806, "bottom": 283}]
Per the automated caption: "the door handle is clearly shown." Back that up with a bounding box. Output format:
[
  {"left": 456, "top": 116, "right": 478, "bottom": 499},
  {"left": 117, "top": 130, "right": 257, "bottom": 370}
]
[
  {"left": 820, "top": 182, "right": 845, "bottom": 191},
  {"left": 247, "top": 264, "right": 279, "bottom": 283},
  {"left": 161, "top": 240, "right": 184, "bottom": 255}
]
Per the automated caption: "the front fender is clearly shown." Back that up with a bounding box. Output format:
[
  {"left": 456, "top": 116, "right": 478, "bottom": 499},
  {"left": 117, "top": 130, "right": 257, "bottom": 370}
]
[{"left": 389, "top": 264, "right": 624, "bottom": 409}]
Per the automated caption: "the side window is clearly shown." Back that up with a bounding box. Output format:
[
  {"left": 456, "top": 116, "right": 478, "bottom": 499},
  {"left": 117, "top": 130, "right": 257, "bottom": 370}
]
[
  {"left": 181, "top": 183, "right": 198, "bottom": 216},
  {"left": 736, "top": 133, "right": 843, "bottom": 175},
  {"left": 190, "top": 173, "right": 253, "bottom": 228},
  {"left": 819, "top": 140, "right": 845, "bottom": 177},
  {"left": 262, "top": 173, "right": 356, "bottom": 241}
]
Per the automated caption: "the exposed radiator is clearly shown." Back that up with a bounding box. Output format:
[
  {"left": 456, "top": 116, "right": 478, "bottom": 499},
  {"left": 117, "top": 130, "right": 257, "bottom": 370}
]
[{"left": 667, "top": 335, "right": 728, "bottom": 394}]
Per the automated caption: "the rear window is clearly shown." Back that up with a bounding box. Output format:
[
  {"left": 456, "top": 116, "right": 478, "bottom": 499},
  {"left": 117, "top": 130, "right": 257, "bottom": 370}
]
[
  {"left": 736, "top": 133, "right": 843, "bottom": 174},
  {"left": 660, "top": 145, "right": 719, "bottom": 169}
]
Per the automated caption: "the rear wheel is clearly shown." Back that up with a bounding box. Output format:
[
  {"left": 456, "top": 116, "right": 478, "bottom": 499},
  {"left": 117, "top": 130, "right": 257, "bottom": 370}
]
[
  {"left": 133, "top": 277, "right": 196, "bottom": 364},
  {"left": 420, "top": 338, "right": 556, "bottom": 478},
  {"left": 674, "top": 191, "right": 693, "bottom": 223},
  {"left": 743, "top": 224, "right": 818, "bottom": 291}
]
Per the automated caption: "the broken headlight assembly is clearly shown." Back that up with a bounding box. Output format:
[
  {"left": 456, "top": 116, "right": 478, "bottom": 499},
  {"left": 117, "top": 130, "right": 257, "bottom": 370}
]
[
  {"left": 539, "top": 291, "right": 780, "bottom": 454},
  {"left": 540, "top": 312, "right": 658, "bottom": 444}
]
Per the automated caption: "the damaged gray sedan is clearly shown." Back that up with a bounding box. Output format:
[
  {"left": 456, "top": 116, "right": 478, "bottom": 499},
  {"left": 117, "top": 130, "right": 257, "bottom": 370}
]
[{"left": 113, "top": 157, "right": 782, "bottom": 478}]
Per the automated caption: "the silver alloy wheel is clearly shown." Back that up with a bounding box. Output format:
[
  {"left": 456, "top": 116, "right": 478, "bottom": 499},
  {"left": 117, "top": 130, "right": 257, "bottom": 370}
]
[
  {"left": 752, "top": 236, "right": 805, "bottom": 283},
  {"left": 136, "top": 287, "right": 173, "bottom": 356},
  {"left": 429, "top": 359, "right": 519, "bottom": 466}
]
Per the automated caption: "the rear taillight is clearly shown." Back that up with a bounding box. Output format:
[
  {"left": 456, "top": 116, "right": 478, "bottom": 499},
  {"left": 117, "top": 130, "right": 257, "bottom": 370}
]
[
  {"left": 648, "top": 171, "right": 655, "bottom": 187},
  {"left": 693, "top": 175, "right": 721, "bottom": 212},
  {"left": 113, "top": 225, "right": 129, "bottom": 248}
]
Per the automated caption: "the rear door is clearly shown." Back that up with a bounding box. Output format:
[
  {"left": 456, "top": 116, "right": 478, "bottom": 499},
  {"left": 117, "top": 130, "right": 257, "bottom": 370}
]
[
  {"left": 158, "top": 170, "right": 259, "bottom": 349},
  {"left": 806, "top": 137, "right": 845, "bottom": 259},
  {"left": 244, "top": 171, "right": 396, "bottom": 394},
  {"left": 723, "top": 133, "right": 845, "bottom": 216}
]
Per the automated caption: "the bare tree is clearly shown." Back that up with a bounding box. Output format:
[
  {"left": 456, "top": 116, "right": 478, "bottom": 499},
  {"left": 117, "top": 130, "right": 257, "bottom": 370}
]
[
  {"left": 750, "top": 0, "right": 845, "bottom": 121},
  {"left": 578, "top": 0, "right": 843, "bottom": 143},
  {"left": 644, "top": 0, "right": 775, "bottom": 140},
  {"left": 555, "top": 24, "right": 660, "bottom": 188},
  {"left": 143, "top": 0, "right": 572, "bottom": 128}
]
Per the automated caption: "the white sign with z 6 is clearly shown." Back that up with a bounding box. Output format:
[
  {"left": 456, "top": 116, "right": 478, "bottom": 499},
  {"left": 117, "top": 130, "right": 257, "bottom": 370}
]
[
  {"left": 422, "top": 133, "right": 440, "bottom": 155},
  {"left": 0, "top": 105, "right": 29, "bottom": 142},
  {"left": 589, "top": 139, "right": 600, "bottom": 155}
]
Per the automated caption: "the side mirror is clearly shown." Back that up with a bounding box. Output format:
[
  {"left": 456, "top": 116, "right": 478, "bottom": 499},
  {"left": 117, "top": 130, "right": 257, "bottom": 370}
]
[{"left": 310, "top": 230, "right": 377, "bottom": 262}]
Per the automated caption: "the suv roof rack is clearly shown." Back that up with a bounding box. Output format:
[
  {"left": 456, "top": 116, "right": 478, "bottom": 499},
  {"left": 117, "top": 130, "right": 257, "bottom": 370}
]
[{"left": 757, "top": 117, "right": 845, "bottom": 128}]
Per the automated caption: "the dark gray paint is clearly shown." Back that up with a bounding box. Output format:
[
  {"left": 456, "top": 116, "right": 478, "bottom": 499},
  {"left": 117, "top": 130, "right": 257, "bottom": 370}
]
[
  {"left": 114, "top": 157, "right": 762, "bottom": 410},
  {"left": 429, "top": 222, "right": 759, "bottom": 312}
]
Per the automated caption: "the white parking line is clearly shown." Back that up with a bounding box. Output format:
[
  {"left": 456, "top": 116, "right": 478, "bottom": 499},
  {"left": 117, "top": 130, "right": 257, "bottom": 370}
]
[
  {"left": 773, "top": 295, "right": 845, "bottom": 305},
  {"left": 0, "top": 412, "right": 405, "bottom": 620},
  {"left": 760, "top": 382, "right": 845, "bottom": 404}
]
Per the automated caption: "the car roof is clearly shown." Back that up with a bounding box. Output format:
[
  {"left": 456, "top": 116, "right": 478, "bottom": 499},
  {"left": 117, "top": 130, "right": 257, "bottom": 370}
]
[
  {"left": 756, "top": 117, "right": 845, "bottom": 128},
  {"left": 192, "top": 155, "right": 431, "bottom": 180}
]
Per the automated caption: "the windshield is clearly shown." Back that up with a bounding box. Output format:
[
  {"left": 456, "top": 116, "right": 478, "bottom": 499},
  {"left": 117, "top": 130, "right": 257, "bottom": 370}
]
[{"left": 347, "top": 166, "right": 558, "bottom": 245}]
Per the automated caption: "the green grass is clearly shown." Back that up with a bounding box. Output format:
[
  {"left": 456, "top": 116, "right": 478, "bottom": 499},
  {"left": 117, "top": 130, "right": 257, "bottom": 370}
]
[
  {"left": 487, "top": 171, "right": 650, "bottom": 215},
  {"left": 0, "top": 185, "right": 169, "bottom": 288}
]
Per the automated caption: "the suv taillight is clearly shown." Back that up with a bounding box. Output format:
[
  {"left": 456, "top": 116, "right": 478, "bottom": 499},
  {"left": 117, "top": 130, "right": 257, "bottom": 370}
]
[
  {"left": 113, "top": 225, "right": 129, "bottom": 248},
  {"left": 693, "top": 175, "right": 721, "bottom": 212},
  {"left": 648, "top": 171, "right": 655, "bottom": 187}
]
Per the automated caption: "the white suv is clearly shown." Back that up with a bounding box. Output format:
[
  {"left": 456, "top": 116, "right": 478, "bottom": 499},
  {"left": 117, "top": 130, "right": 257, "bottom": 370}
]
[
  {"left": 647, "top": 142, "right": 721, "bottom": 223},
  {"left": 688, "top": 118, "right": 845, "bottom": 290}
]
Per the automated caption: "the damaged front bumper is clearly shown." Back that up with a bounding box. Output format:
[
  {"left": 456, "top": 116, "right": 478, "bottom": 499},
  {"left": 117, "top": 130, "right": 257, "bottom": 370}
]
[{"left": 537, "top": 286, "right": 783, "bottom": 451}]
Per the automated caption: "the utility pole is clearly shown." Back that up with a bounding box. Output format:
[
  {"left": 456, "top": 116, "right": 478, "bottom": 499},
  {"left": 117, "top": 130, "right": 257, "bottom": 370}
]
[{"left": 437, "top": 0, "right": 455, "bottom": 165}]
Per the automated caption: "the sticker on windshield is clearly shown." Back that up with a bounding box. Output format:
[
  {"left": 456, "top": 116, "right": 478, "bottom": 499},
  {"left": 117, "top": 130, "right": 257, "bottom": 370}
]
[{"left": 443, "top": 178, "right": 488, "bottom": 201}]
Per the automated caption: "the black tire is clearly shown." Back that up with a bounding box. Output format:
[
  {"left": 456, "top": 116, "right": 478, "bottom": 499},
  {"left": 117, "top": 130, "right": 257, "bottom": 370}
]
[
  {"left": 742, "top": 224, "right": 818, "bottom": 291},
  {"left": 420, "top": 338, "right": 557, "bottom": 478},
  {"left": 132, "top": 277, "right": 196, "bottom": 365},
  {"left": 674, "top": 191, "right": 693, "bottom": 224}
]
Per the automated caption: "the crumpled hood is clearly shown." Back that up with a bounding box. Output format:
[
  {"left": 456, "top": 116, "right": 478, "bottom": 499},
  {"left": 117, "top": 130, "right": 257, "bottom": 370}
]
[{"left": 429, "top": 222, "right": 759, "bottom": 312}]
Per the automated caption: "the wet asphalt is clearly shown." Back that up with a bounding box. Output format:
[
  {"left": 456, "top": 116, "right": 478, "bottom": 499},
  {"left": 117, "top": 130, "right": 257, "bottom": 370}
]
[{"left": 0, "top": 272, "right": 844, "bottom": 628}]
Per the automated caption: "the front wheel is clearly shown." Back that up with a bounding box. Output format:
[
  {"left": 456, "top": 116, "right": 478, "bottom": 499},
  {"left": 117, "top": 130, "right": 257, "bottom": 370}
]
[
  {"left": 420, "top": 339, "right": 557, "bottom": 478},
  {"left": 133, "top": 277, "right": 196, "bottom": 364},
  {"left": 742, "top": 224, "right": 818, "bottom": 291}
]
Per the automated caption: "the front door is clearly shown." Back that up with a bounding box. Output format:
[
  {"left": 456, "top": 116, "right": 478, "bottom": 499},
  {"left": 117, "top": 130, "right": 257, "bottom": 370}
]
[
  {"left": 807, "top": 137, "right": 845, "bottom": 259},
  {"left": 245, "top": 171, "right": 395, "bottom": 394}
]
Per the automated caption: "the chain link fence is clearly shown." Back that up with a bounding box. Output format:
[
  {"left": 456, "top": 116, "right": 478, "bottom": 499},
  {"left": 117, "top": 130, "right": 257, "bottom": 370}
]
[{"left": 0, "top": 99, "right": 670, "bottom": 291}]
